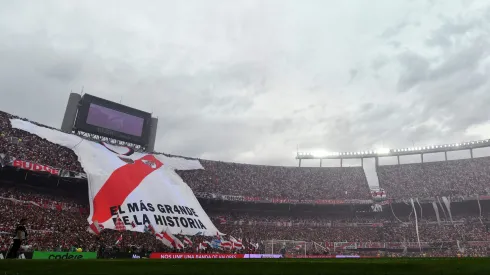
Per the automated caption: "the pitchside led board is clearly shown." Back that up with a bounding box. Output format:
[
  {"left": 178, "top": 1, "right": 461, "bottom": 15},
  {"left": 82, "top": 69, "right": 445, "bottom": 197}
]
[{"left": 74, "top": 94, "right": 152, "bottom": 146}]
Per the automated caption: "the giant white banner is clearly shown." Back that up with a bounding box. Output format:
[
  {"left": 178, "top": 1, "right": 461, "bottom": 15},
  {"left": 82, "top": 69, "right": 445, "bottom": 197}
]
[{"left": 11, "top": 119, "right": 220, "bottom": 236}]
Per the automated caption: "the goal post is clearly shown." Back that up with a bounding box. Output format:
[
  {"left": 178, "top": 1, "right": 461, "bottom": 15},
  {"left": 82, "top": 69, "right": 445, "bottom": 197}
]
[{"left": 263, "top": 240, "right": 312, "bottom": 256}]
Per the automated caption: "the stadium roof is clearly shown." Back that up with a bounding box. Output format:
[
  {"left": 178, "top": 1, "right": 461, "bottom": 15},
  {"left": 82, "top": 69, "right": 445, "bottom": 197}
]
[{"left": 297, "top": 138, "right": 490, "bottom": 160}]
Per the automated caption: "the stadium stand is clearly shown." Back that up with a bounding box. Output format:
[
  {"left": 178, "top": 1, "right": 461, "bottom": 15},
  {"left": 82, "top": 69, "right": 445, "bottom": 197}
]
[
  {"left": 0, "top": 111, "right": 83, "bottom": 173},
  {"left": 1, "top": 110, "right": 490, "bottom": 257},
  {"left": 178, "top": 161, "right": 370, "bottom": 200},
  {"left": 378, "top": 160, "right": 490, "bottom": 199}
]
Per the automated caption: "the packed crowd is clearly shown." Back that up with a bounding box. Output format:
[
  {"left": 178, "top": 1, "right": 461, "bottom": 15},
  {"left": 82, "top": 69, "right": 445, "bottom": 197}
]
[
  {"left": 378, "top": 159, "right": 490, "bottom": 199},
  {"left": 0, "top": 111, "right": 83, "bottom": 172},
  {"left": 0, "top": 183, "right": 489, "bottom": 257},
  {"left": 1, "top": 110, "right": 490, "bottom": 257},
  {"left": 3, "top": 110, "right": 490, "bottom": 200},
  {"left": 178, "top": 161, "right": 370, "bottom": 200}
]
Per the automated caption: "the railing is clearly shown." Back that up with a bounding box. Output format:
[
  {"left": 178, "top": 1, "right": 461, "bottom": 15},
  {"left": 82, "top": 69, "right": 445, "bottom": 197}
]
[{"left": 263, "top": 240, "right": 490, "bottom": 254}]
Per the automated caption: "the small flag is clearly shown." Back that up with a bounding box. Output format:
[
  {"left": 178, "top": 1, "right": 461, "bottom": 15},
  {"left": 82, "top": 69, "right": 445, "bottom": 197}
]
[
  {"left": 115, "top": 216, "right": 126, "bottom": 232},
  {"left": 148, "top": 223, "right": 156, "bottom": 235},
  {"left": 131, "top": 221, "right": 136, "bottom": 229},
  {"left": 155, "top": 231, "right": 173, "bottom": 249},
  {"left": 155, "top": 230, "right": 184, "bottom": 250},
  {"left": 183, "top": 236, "right": 193, "bottom": 246},
  {"left": 87, "top": 221, "right": 103, "bottom": 235},
  {"left": 218, "top": 216, "right": 227, "bottom": 224},
  {"left": 230, "top": 236, "right": 243, "bottom": 249},
  {"left": 115, "top": 234, "right": 123, "bottom": 245},
  {"left": 220, "top": 240, "right": 232, "bottom": 249}
]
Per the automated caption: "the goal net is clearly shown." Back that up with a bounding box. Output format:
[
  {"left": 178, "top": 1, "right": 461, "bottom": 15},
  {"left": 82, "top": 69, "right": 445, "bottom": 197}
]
[{"left": 262, "top": 240, "right": 328, "bottom": 256}]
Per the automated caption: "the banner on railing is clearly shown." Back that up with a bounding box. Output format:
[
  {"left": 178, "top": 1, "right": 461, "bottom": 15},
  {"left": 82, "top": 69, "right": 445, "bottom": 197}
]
[
  {"left": 11, "top": 159, "right": 60, "bottom": 176},
  {"left": 150, "top": 253, "right": 283, "bottom": 259},
  {"left": 0, "top": 156, "right": 86, "bottom": 179}
]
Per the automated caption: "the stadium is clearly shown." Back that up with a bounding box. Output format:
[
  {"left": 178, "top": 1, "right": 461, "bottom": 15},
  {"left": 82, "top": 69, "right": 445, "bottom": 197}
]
[
  {"left": 1, "top": 92, "right": 490, "bottom": 275},
  {"left": 2, "top": 2, "right": 490, "bottom": 274}
]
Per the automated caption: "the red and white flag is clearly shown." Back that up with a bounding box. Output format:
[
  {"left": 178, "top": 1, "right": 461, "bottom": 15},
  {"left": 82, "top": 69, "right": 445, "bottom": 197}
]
[
  {"left": 87, "top": 220, "right": 103, "bottom": 235},
  {"left": 11, "top": 119, "right": 222, "bottom": 237},
  {"left": 220, "top": 240, "right": 232, "bottom": 249},
  {"left": 115, "top": 216, "right": 126, "bottom": 231},
  {"left": 156, "top": 231, "right": 184, "bottom": 250},
  {"left": 183, "top": 236, "right": 193, "bottom": 246},
  {"left": 230, "top": 236, "right": 243, "bottom": 249},
  {"left": 147, "top": 223, "right": 156, "bottom": 235},
  {"left": 115, "top": 234, "right": 123, "bottom": 245}
]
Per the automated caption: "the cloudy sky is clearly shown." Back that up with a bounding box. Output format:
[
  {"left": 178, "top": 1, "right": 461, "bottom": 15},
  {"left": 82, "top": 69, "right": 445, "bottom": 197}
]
[{"left": 1, "top": 0, "right": 490, "bottom": 168}]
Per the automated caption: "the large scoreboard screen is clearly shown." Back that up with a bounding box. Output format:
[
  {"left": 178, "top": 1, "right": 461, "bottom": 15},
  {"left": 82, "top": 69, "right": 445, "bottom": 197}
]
[{"left": 74, "top": 94, "right": 151, "bottom": 145}]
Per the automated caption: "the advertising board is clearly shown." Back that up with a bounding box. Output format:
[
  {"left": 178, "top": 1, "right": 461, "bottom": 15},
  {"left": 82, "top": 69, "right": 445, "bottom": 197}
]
[{"left": 32, "top": 251, "right": 97, "bottom": 260}]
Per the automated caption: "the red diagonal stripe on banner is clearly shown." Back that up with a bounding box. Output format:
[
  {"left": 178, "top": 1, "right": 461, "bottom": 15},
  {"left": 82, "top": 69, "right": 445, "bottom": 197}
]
[{"left": 91, "top": 154, "right": 163, "bottom": 224}]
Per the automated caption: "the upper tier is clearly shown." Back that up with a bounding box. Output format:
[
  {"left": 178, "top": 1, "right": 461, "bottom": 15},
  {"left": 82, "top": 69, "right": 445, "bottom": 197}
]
[
  {"left": 2, "top": 110, "right": 490, "bottom": 200},
  {"left": 377, "top": 158, "right": 490, "bottom": 199},
  {"left": 0, "top": 110, "right": 371, "bottom": 200}
]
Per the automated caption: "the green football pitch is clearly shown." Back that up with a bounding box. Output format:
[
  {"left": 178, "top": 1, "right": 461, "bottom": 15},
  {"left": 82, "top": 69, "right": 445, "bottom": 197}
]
[{"left": 0, "top": 258, "right": 489, "bottom": 275}]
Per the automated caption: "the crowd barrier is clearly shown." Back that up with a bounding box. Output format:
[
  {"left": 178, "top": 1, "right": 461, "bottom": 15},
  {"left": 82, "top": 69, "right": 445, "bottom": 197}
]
[{"left": 288, "top": 255, "right": 379, "bottom": 258}]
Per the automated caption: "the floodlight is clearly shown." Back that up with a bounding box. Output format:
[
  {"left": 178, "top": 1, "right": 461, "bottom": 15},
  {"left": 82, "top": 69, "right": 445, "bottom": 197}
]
[
  {"left": 312, "top": 150, "right": 327, "bottom": 158},
  {"left": 376, "top": 148, "right": 390, "bottom": 155}
]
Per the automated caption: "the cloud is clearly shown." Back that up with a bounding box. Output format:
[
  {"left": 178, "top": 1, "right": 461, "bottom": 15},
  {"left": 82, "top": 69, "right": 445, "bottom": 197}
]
[{"left": 0, "top": 0, "right": 489, "bottom": 172}]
